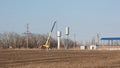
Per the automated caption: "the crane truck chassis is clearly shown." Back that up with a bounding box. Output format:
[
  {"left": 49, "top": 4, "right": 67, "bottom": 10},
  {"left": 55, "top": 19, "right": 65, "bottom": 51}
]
[{"left": 39, "top": 21, "right": 56, "bottom": 49}]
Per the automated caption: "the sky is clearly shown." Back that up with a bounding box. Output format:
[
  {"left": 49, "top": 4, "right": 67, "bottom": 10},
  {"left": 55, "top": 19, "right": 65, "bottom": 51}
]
[{"left": 0, "top": 0, "right": 120, "bottom": 42}]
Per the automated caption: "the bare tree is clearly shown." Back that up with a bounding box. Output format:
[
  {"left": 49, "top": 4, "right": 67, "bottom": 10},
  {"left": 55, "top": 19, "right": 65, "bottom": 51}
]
[{"left": 0, "top": 32, "right": 77, "bottom": 49}]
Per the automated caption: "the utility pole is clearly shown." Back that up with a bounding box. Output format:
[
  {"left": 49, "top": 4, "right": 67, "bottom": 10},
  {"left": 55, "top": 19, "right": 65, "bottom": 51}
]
[
  {"left": 26, "top": 24, "right": 29, "bottom": 48},
  {"left": 97, "top": 34, "right": 101, "bottom": 45},
  {"left": 24, "top": 23, "right": 30, "bottom": 48},
  {"left": 74, "top": 34, "right": 76, "bottom": 48}
]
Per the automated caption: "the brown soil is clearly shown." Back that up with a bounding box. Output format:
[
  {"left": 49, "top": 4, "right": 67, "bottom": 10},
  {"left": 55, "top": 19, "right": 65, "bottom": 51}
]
[{"left": 0, "top": 49, "right": 120, "bottom": 68}]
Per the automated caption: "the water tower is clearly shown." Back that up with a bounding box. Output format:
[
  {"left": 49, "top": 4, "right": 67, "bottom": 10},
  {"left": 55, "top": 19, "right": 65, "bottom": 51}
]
[
  {"left": 65, "top": 27, "right": 69, "bottom": 49},
  {"left": 57, "top": 31, "right": 61, "bottom": 49}
]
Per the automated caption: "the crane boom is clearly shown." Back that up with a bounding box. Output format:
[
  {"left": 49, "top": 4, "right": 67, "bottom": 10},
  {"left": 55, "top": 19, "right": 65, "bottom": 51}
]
[{"left": 44, "top": 21, "right": 56, "bottom": 48}]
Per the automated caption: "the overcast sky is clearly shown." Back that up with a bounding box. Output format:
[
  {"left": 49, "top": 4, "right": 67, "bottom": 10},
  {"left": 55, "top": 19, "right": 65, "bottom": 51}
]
[{"left": 0, "top": 0, "right": 120, "bottom": 42}]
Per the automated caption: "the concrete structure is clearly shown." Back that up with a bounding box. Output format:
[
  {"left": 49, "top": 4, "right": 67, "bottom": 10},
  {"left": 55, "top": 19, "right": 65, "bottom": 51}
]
[
  {"left": 90, "top": 45, "right": 97, "bottom": 50},
  {"left": 65, "top": 27, "right": 69, "bottom": 35},
  {"left": 57, "top": 31, "right": 61, "bottom": 49},
  {"left": 65, "top": 27, "right": 69, "bottom": 49},
  {"left": 80, "top": 45, "right": 86, "bottom": 50}
]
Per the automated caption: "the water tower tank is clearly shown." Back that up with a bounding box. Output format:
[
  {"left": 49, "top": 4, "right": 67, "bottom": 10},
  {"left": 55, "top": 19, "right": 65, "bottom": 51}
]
[
  {"left": 65, "top": 27, "right": 69, "bottom": 35},
  {"left": 57, "top": 31, "right": 61, "bottom": 37}
]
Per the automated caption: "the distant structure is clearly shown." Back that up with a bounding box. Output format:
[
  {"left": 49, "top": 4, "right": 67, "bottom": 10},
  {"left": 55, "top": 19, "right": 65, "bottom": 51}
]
[
  {"left": 57, "top": 31, "right": 61, "bottom": 49},
  {"left": 90, "top": 45, "right": 97, "bottom": 50},
  {"left": 65, "top": 27, "right": 69, "bottom": 49},
  {"left": 96, "top": 37, "right": 120, "bottom": 50},
  {"left": 74, "top": 34, "right": 76, "bottom": 48},
  {"left": 101, "top": 37, "right": 120, "bottom": 45},
  {"left": 97, "top": 34, "right": 101, "bottom": 45},
  {"left": 24, "top": 23, "right": 31, "bottom": 48},
  {"left": 80, "top": 45, "right": 87, "bottom": 50}
]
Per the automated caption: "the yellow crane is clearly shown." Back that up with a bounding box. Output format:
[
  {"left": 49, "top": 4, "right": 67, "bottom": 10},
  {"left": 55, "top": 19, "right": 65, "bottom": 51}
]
[{"left": 42, "top": 21, "right": 56, "bottom": 49}]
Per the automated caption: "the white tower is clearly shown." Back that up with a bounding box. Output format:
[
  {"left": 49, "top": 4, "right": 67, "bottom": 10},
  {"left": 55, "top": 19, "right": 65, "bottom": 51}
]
[
  {"left": 65, "top": 27, "right": 69, "bottom": 35},
  {"left": 57, "top": 31, "right": 61, "bottom": 49},
  {"left": 65, "top": 27, "right": 69, "bottom": 49}
]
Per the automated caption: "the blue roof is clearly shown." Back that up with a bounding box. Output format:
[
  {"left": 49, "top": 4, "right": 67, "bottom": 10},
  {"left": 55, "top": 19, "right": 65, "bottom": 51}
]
[{"left": 101, "top": 37, "right": 120, "bottom": 40}]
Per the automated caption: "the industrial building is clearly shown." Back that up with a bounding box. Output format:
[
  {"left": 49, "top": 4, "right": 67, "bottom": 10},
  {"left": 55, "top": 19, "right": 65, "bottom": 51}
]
[{"left": 98, "top": 37, "right": 120, "bottom": 50}]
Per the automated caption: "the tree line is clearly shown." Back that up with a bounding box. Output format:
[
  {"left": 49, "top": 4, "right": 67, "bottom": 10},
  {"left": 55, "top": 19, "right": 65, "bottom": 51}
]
[{"left": 0, "top": 32, "right": 78, "bottom": 49}]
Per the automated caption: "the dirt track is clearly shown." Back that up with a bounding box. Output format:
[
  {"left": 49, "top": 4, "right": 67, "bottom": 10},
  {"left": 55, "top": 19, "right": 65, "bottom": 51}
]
[{"left": 0, "top": 49, "right": 120, "bottom": 68}]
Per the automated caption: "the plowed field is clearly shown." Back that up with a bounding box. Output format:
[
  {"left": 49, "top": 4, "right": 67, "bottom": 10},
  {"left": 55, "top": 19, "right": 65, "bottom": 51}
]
[{"left": 0, "top": 49, "right": 120, "bottom": 68}]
